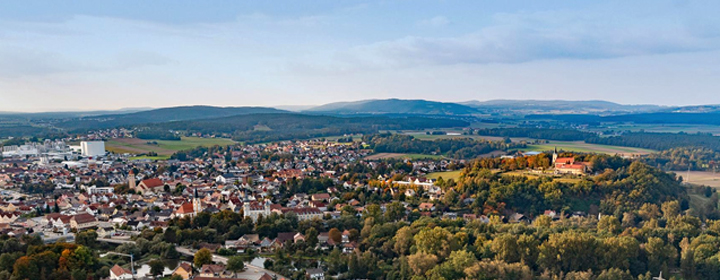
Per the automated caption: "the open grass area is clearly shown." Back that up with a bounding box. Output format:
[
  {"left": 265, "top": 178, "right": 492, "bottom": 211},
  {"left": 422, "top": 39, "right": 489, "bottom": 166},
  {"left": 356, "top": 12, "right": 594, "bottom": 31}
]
[
  {"left": 426, "top": 170, "right": 463, "bottom": 181},
  {"left": 107, "top": 137, "right": 235, "bottom": 156},
  {"left": 517, "top": 140, "right": 655, "bottom": 155},
  {"left": 129, "top": 155, "right": 171, "bottom": 161},
  {"left": 406, "top": 132, "right": 531, "bottom": 142},
  {"left": 672, "top": 170, "right": 720, "bottom": 188}
]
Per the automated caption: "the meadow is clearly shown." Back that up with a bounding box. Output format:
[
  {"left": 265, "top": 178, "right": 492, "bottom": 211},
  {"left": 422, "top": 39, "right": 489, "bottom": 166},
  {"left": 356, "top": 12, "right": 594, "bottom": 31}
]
[
  {"left": 518, "top": 140, "right": 655, "bottom": 156},
  {"left": 106, "top": 137, "right": 235, "bottom": 158},
  {"left": 425, "top": 170, "right": 463, "bottom": 181}
]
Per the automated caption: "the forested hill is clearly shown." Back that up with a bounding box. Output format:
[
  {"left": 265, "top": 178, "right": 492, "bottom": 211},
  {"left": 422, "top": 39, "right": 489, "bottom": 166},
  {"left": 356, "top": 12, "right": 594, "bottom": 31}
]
[
  {"left": 142, "top": 113, "right": 468, "bottom": 144},
  {"left": 306, "top": 99, "right": 480, "bottom": 115},
  {"left": 56, "top": 105, "right": 287, "bottom": 131},
  {"left": 457, "top": 156, "right": 687, "bottom": 215},
  {"left": 463, "top": 99, "right": 660, "bottom": 112},
  {"left": 586, "top": 132, "right": 720, "bottom": 152},
  {"left": 362, "top": 134, "right": 524, "bottom": 159},
  {"left": 527, "top": 112, "right": 720, "bottom": 126}
]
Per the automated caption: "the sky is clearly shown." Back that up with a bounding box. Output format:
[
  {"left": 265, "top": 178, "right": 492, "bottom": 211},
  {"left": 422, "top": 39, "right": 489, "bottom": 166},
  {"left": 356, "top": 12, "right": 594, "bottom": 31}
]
[{"left": 1, "top": 0, "right": 720, "bottom": 112}]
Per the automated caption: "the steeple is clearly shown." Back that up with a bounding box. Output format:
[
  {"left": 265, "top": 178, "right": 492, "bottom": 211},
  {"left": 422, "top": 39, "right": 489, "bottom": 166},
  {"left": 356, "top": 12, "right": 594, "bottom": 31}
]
[
  {"left": 193, "top": 188, "right": 202, "bottom": 215},
  {"left": 552, "top": 147, "right": 558, "bottom": 164},
  {"left": 128, "top": 171, "right": 136, "bottom": 191}
]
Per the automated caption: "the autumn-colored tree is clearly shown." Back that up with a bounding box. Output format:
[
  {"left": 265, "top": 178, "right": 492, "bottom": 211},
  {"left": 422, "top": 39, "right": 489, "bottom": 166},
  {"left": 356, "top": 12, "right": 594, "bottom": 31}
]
[
  {"left": 393, "top": 226, "right": 414, "bottom": 255},
  {"left": 414, "top": 227, "right": 455, "bottom": 259},
  {"left": 329, "top": 228, "right": 342, "bottom": 244},
  {"left": 194, "top": 248, "right": 213, "bottom": 268},
  {"left": 407, "top": 252, "right": 438, "bottom": 275},
  {"left": 464, "top": 260, "right": 532, "bottom": 280}
]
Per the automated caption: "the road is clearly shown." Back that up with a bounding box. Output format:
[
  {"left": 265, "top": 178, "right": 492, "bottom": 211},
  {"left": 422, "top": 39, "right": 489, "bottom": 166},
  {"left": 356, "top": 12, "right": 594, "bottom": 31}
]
[
  {"left": 98, "top": 237, "right": 288, "bottom": 279},
  {"left": 175, "top": 246, "right": 289, "bottom": 280}
]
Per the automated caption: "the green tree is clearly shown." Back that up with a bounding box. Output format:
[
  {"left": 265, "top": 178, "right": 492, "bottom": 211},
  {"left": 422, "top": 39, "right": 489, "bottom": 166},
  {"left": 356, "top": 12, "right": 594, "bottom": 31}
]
[
  {"left": 538, "top": 231, "right": 599, "bottom": 273},
  {"left": 75, "top": 230, "right": 98, "bottom": 248},
  {"left": 407, "top": 252, "right": 438, "bottom": 276},
  {"left": 226, "top": 256, "right": 245, "bottom": 276},
  {"left": 597, "top": 215, "right": 621, "bottom": 234},
  {"left": 393, "top": 226, "right": 414, "bottom": 255},
  {"left": 414, "top": 227, "right": 455, "bottom": 259},
  {"left": 194, "top": 248, "right": 213, "bottom": 267},
  {"left": 305, "top": 227, "right": 319, "bottom": 248},
  {"left": 149, "top": 259, "right": 165, "bottom": 277}
]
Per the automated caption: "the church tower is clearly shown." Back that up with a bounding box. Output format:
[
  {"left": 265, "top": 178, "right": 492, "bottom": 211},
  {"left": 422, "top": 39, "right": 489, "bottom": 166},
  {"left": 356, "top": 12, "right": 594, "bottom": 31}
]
[
  {"left": 552, "top": 147, "right": 558, "bottom": 165},
  {"left": 193, "top": 188, "right": 202, "bottom": 215},
  {"left": 128, "top": 171, "right": 136, "bottom": 191}
]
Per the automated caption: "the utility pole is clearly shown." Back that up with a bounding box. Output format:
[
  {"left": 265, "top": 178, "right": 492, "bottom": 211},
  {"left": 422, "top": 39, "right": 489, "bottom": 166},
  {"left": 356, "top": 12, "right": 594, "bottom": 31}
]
[{"left": 105, "top": 251, "right": 135, "bottom": 279}]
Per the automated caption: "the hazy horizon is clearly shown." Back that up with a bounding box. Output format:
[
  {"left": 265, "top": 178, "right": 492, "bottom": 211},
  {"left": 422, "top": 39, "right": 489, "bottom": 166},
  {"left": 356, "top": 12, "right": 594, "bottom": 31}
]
[
  {"left": 1, "top": 97, "right": 713, "bottom": 114},
  {"left": 2, "top": 0, "right": 720, "bottom": 111}
]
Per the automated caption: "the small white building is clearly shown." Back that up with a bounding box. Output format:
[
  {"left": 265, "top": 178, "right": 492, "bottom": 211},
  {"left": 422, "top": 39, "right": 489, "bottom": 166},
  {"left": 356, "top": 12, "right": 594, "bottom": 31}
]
[{"left": 81, "top": 141, "right": 106, "bottom": 157}]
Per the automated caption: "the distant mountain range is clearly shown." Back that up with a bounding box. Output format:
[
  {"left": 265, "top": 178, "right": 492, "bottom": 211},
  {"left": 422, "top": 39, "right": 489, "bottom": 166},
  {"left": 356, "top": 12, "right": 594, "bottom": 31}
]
[
  {"left": 0, "top": 107, "right": 153, "bottom": 119},
  {"left": 461, "top": 99, "right": 662, "bottom": 113},
  {"left": 56, "top": 106, "right": 287, "bottom": 131},
  {"left": 305, "top": 99, "right": 480, "bottom": 115},
  {"left": 4, "top": 99, "right": 720, "bottom": 138}
]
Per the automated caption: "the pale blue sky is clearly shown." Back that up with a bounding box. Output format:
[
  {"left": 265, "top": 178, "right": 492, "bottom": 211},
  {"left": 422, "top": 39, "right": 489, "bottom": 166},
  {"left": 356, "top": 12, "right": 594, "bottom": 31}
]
[{"left": 1, "top": 0, "right": 719, "bottom": 111}]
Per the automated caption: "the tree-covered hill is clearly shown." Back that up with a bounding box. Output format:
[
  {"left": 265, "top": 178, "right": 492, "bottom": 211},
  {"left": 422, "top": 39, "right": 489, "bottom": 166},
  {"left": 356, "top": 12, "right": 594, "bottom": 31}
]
[
  {"left": 143, "top": 113, "right": 468, "bottom": 144},
  {"left": 56, "top": 105, "right": 288, "bottom": 131},
  {"left": 306, "top": 99, "right": 480, "bottom": 115}
]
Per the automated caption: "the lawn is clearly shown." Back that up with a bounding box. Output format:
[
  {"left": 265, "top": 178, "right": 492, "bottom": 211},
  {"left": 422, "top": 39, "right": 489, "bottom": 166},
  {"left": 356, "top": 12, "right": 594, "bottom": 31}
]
[
  {"left": 107, "top": 137, "right": 235, "bottom": 156},
  {"left": 426, "top": 170, "right": 463, "bottom": 181},
  {"left": 516, "top": 141, "right": 655, "bottom": 155}
]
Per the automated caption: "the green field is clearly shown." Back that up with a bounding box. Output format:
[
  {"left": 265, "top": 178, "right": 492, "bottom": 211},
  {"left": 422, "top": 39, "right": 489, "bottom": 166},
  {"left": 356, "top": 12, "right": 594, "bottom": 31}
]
[
  {"left": 107, "top": 137, "right": 235, "bottom": 156},
  {"left": 517, "top": 141, "right": 655, "bottom": 155},
  {"left": 129, "top": 155, "right": 171, "bottom": 161},
  {"left": 426, "top": 170, "right": 463, "bottom": 181}
]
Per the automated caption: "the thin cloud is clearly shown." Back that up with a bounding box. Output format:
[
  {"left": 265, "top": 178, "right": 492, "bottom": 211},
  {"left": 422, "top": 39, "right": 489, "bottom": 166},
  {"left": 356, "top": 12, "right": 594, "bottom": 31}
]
[{"left": 417, "top": 16, "right": 450, "bottom": 28}]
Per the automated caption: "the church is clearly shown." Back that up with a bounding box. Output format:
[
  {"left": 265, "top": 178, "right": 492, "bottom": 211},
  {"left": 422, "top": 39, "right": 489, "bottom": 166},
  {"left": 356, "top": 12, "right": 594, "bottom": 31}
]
[{"left": 552, "top": 148, "right": 591, "bottom": 175}]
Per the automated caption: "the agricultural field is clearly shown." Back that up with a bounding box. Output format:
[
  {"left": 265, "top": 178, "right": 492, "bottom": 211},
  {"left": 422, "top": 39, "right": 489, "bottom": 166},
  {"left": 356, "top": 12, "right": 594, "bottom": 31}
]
[
  {"left": 426, "top": 170, "right": 463, "bottom": 181},
  {"left": 404, "top": 131, "right": 532, "bottom": 142},
  {"left": 106, "top": 137, "right": 235, "bottom": 157},
  {"left": 517, "top": 140, "right": 655, "bottom": 156},
  {"left": 672, "top": 170, "right": 720, "bottom": 188}
]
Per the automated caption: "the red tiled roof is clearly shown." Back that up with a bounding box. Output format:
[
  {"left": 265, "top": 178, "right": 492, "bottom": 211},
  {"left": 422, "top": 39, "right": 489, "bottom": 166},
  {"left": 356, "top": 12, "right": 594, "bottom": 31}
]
[
  {"left": 110, "top": 264, "right": 132, "bottom": 277},
  {"left": 175, "top": 203, "right": 194, "bottom": 214},
  {"left": 140, "top": 178, "right": 164, "bottom": 188}
]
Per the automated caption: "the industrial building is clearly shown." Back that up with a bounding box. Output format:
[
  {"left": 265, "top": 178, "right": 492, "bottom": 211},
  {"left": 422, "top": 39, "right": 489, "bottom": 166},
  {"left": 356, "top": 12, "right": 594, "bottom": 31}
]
[{"left": 80, "top": 141, "right": 106, "bottom": 157}]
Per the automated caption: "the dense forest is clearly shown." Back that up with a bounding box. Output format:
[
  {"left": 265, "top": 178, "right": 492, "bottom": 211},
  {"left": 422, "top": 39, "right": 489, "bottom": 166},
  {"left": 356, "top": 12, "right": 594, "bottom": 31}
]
[
  {"left": 526, "top": 112, "right": 720, "bottom": 126},
  {"left": 362, "top": 134, "right": 522, "bottom": 159},
  {"left": 471, "top": 128, "right": 595, "bottom": 141},
  {"left": 455, "top": 159, "right": 687, "bottom": 216},
  {"left": 643, "top": 147, "right": 720, "bottom": 171},
  {"left": 586, "top": 132, "right": 720, "bottom": 152},
  {"left": 143, "top": 114, "right": 467, "bottom": 144},
  {"left": 135, "top": 129, "right": 181, "bottom": 141}
]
